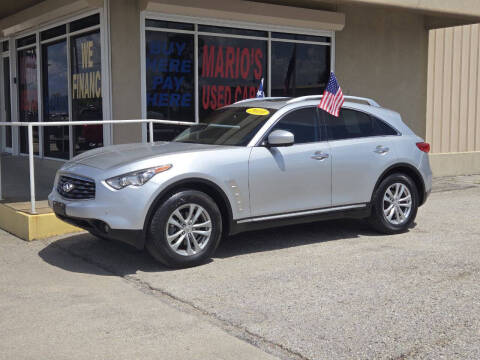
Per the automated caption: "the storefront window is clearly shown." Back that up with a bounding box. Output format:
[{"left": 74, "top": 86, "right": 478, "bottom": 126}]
[
  {"left": 144, "top": 19, "right": 332, "bottom": 139},
  {"left": 42, "top": 40, "right": 69, "bottom": 159},
  {"left": 271, "top": 42, "right": 330, "bottom": 97},
  {"left": 146, "top": 31, "right": 194, "bottom": 140},
  {"left": 10, "top": 13, "right": 103, "bottom": 159},
  {"left": 18, "top": 47, "right": 39, "bottom": 154},
  {"left": 198, "top": 35, "right": 267, "bottom": 119},
  {"left": 70, "top": 30, "right": 103, "bottom": 155}
]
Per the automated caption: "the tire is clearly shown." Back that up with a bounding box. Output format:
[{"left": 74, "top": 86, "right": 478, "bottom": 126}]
[
  {"left": 146, "top": 190, "right": 222, "bottom": 268},
  {"left": 368, "top": 173, "right": 419, "bottom": 234}
]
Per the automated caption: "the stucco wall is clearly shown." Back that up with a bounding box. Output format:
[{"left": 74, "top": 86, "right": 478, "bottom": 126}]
[
  {"left": 335, "top": 4, "right": 429, "bottom": 138},
  {"left": 110, "top": 0, "right": 143, "bottom": 144}
]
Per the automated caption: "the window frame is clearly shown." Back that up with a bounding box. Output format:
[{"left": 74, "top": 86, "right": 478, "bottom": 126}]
[
  {"left": 321, "top": 106, "right": 401, "bottom": 142},
  {"left": 0, "top": 41, "right": 12, "bottom": 153},
  {"left": 140, "top": 12, "right": 335, "bottom": 142}
]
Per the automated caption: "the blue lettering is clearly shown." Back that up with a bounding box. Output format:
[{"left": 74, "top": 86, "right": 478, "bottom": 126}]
[
  {"left": 162, "top": 76, "right": 173, "bottom": 90},
  {"left": 181, "top": 60, "right": 192, "bottom": 73},
  {"left": 147, "top": 92, "right": 157, "bottom": 106},
  {"left": 174, "top": 76, "right": 184, "bottom": 91},
  {"left": 158, "top": 93, "right": 169, "bottom": 106},
  {"left": 146, "top": 58, "right": 157, "bottom": 71},
  {"left": 176, "top": 42, "right": 186, "bottom": 55},
  {"left": 157, "top": 58, "right": 168, "bottom": 72},
  {"left": 148, "top": 41, "right": 175, "bottom": 55},
  {"left": 152, "top": 76, "right": 163, "bottom": 90},
  {"left": 181, "top": 93, "right": 192, "bottom": 107},
  {"left": 169, "top": 60, "right": 180, "bottom": 72},
  {"left": 170, "top": 93, "right": 180, "bottom": 106}
]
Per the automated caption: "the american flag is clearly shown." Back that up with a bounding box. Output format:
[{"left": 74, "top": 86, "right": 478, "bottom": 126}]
[
  {"left": 256, "top": 78, "right": 265, "bottom": 98},
  {"left": 318, "top": 72, "right": 344, "bottom": 117}
]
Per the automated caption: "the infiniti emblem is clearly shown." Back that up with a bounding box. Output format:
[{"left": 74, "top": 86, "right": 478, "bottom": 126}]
[{"left": 62, "top": 182, "right": 75, "bottom": 193}]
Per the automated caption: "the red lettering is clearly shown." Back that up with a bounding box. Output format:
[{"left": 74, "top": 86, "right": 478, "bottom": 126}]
[
  {"left": 235, "top": 48, "right": 240, "bottom": 79},
  {"left": 202, "top": 85, "right": 209, "bottom": 110},
  {"left": 249, "top": 86, "right": 256, "bottom": 98},
  {"left": 242, "top": 86, "right": 248, "bottom": 99},
  {"left": 217, "top": 85, "right": 224, "bottom": 107},
  {"left": 225, "top": 86, "right": 232, "bottom": 105},
  {"left": 234, "top": 86, "right": 242, "bottom": 102},
  {"left": 240, "top": 48, "right": 250, "bottom": 79},
  {"left": 202, "top": 45, "right": 215, "bottom": 77},
  {"left": 214, "top": 46, "right": 224, "bottom": 78},
  {"left": 254, "top": 48, "right": 263, "bottom": 80},
  {"left": 225, "top": 47, "right": 235, "bottom": 78},
  {"left": 210, "top": 85, "right": 217, "bottom": 110}
]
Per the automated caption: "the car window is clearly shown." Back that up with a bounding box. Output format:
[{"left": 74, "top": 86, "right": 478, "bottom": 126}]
[
  {"left": 325, "top": 109, "right": 374, "bottom": 140},
  {"left": 174, "top": 107, "right": 277, "bottom": 146},
  {"left": 269, "top": 107, "right": 319, "bottom": 144},
  {"left": 372, "top": 116, "right": 398, "bottom": 136},
  {"left": 324, "top": 109, "right": 396, "bottom": 140}
]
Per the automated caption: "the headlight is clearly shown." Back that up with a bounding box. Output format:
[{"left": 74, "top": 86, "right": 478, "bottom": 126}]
[{"left": 106, "top": 165, "right": 172, "bottom": 190}]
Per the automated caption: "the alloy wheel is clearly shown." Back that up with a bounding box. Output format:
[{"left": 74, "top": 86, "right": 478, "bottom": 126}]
[
  {"left": 165, "top": 203, "right": 212, "bottom": 256},
  {"left": 382, "top": 183, "right": 412, "bottom": 225}
]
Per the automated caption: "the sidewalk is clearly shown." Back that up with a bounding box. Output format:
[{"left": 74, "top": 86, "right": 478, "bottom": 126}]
[{"left": 0, "top": 230, "right": 277, "bottom": 360}]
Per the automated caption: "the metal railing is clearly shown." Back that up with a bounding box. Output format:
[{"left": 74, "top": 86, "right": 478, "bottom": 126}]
[{"left": 0, "top": 119, "right": 193, "bottom": 213}]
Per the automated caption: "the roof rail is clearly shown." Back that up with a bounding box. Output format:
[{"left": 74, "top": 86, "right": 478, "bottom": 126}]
[
  {"left": 233, "top": 97, "right": 289, "bottom": 104},
  {"left": 286, "top": 95, "right": 380, "bottom": 107}
]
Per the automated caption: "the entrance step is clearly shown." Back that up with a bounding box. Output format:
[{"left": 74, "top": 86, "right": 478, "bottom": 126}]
[{"left": 0, "top": 200, "right": 82, "bottom": 241}]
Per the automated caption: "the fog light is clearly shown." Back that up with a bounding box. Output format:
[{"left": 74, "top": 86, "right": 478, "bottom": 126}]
[{"left": 104, "top": 224, "right": 110, "bottom": 233}]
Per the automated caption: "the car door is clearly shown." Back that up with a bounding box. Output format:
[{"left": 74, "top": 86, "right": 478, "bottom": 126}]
[
  {"left": 249, "top": 106, "right": 332, "bottom": 217},
  {"left": 323, "top": 107, "right": 398, "bottom": 206}
]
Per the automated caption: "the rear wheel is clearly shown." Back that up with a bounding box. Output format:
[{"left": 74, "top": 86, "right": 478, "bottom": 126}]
[
  {"left": 146, "top": 190, "right": 222, "bottom": 268},
  {"left": 368, "top": 173, "right": 418, "bottom": 234}
]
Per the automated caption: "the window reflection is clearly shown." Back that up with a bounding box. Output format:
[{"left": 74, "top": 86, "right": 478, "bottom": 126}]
[
  {"left": 18, "top": 48, "right": 39, "bottom": 154},
  {"left": 43, "top": 40, "right": 69, "bottom": 159}
]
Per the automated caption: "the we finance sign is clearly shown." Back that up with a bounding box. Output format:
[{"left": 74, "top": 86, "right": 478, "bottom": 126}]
[{"left": 72, "top": 40, "right": 101, "bottom": 100}]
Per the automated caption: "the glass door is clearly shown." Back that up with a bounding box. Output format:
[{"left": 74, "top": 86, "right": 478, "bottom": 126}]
[
  {"left": 17, "top": 46, "right": 39, "bottom": 155},
  {"left": 42, "top": 39, "right": 69, "bottom": 159},
  {"left": 2, "top": 56, "right": 12, "bottom": 151}
]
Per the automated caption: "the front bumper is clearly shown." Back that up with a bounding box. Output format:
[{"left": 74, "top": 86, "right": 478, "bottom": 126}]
[
  {"left": 48, "top": 165, "right": 164, "bottom": 249},
  {"left": 48, "top": 170, "right": 160, "bottom": 230},
  {"left": 54, "top": 213, "right": 145, "bottom": 249}
]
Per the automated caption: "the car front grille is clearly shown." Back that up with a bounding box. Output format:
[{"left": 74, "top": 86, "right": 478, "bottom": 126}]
[{"left": 57, "top": 175, "right": 96, "bottom": 200}]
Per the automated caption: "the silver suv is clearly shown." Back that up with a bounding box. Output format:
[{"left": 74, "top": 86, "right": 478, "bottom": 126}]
[{"left": 49, "top": 96, "right": 432, "bottom": 268}]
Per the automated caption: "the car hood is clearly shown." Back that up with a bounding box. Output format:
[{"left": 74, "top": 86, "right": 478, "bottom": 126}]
[{"left": 68, "top": 142, "right": 225, "bottom": 170}]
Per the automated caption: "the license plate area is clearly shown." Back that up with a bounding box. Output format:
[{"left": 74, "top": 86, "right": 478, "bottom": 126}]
[{"left": 52, "top": 201, "right": 66, "bottom": 216}]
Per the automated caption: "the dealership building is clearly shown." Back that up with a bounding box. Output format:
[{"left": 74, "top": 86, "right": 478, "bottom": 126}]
[{"left": 1, "top": 0, "right": 480, "bottom": 176}]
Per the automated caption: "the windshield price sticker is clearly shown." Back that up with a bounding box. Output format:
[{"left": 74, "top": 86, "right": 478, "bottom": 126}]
[{"left": 246, "top": 108, "right": 270, "bottom": 116}]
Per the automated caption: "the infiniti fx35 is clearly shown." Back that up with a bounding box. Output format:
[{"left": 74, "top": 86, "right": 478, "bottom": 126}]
[{"left": 49, "top": 96, "right": 432, "bottom": 268}]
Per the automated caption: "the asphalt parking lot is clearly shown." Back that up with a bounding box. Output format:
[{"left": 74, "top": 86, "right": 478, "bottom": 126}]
[{"left": 1, "top": 175, "right": 480, "bottom": 360}]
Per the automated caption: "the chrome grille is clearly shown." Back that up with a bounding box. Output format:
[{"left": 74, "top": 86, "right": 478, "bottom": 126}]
[{"left": 57, "top": 175, "right": 95, "bottom": 200}]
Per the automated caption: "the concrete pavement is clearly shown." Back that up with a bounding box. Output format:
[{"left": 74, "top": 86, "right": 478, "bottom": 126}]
[
  {"left": 0, "top": 230, "right": 277, "bottom": 360},
  {"left": 1, "top": 175, "right": 480, "bottom": 359}
]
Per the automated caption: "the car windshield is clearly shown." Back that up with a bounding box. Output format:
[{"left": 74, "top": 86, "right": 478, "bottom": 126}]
[{"left": 173, "top": 106, "right": 276, "bottom": 146}]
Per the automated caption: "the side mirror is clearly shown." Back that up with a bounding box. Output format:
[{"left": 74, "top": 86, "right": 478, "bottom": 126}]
[{"left": 267, "top": 129, "right": 294, "bottom": 147}]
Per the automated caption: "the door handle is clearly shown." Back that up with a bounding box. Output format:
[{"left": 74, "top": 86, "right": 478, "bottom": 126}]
[
  {"left": 311, "top": 151, "right": 329, "bottom": 160},
  {"left": 374, "top": 145, "right": 389, "bottom": 154}
]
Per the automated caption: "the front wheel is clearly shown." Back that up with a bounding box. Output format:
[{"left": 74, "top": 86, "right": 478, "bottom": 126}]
[
  {"left": 368, "top": 173, "right": 419, "bottom": 234},
  {"left": 146, "top": 190, "right": 222, "bottom": 268}
]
